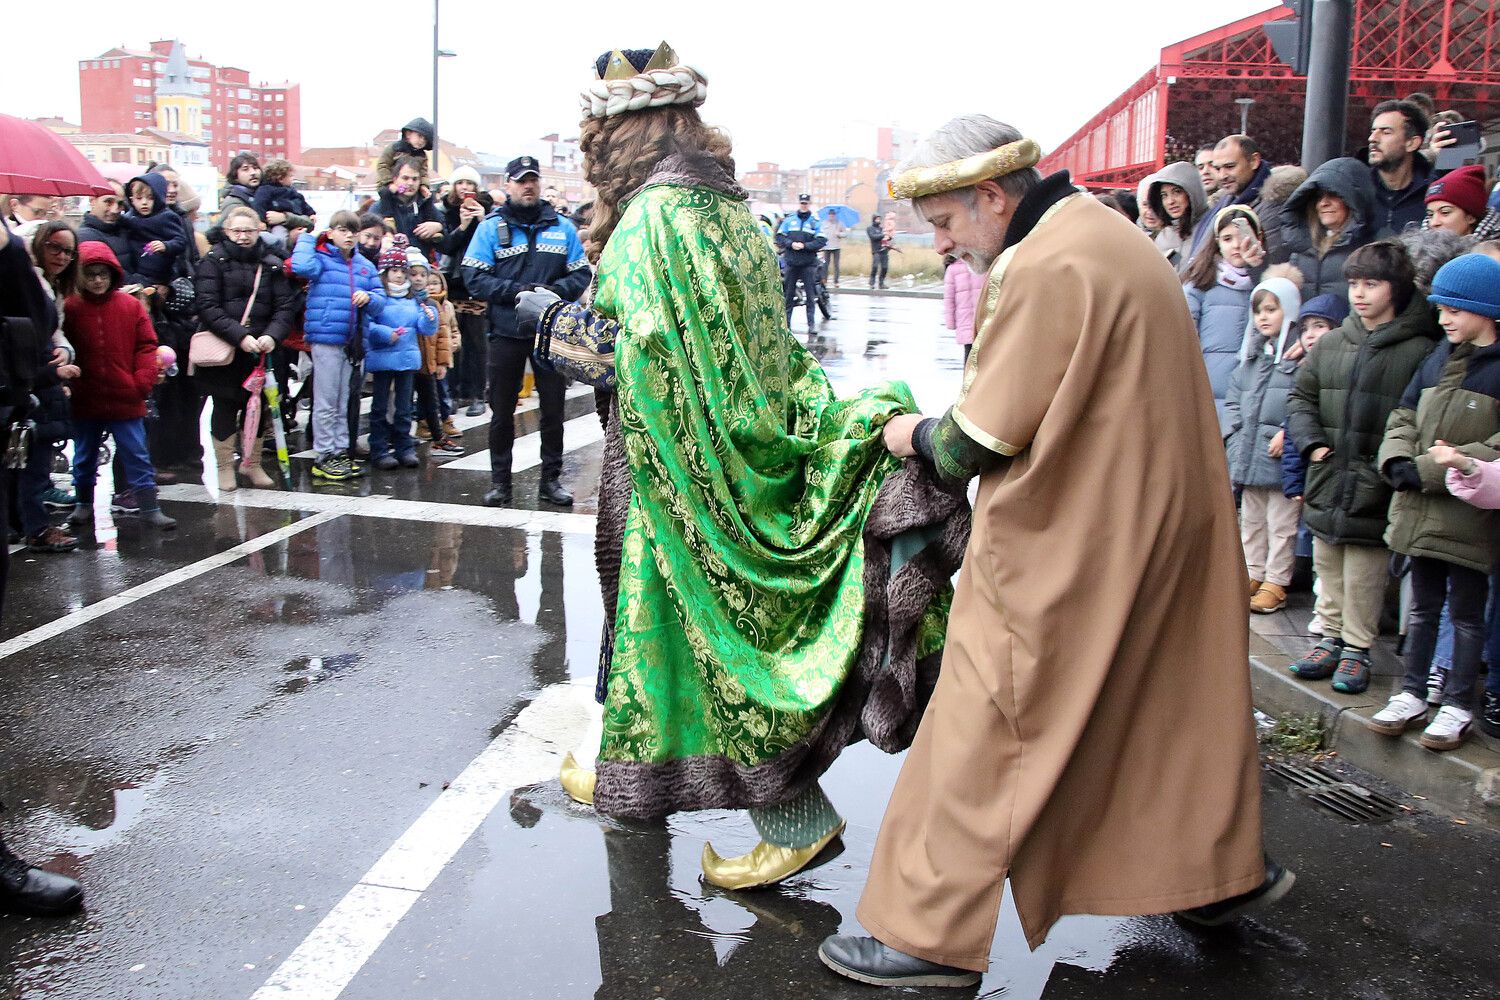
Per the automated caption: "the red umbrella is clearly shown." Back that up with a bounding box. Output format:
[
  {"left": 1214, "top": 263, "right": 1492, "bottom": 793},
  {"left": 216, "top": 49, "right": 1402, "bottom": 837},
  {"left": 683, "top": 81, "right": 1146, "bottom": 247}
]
[{"left": 0, "top": 114, "right": 115, "bottom": 197}]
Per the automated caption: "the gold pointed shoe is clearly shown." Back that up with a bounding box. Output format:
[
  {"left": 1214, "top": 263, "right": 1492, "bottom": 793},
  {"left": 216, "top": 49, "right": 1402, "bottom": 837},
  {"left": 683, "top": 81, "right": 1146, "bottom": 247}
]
[
  {"left": 700, "top": 821, "right": 846, "bottom": 890},
  {"left": 559, "top": 752, "right": 597, "bottom": 806}
]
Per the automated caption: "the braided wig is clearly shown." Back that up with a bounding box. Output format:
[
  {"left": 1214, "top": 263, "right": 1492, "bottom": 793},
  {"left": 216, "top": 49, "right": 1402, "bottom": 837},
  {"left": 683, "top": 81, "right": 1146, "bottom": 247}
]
[{"left": 578, "top": 104, "right": 734, "bottom": 263}]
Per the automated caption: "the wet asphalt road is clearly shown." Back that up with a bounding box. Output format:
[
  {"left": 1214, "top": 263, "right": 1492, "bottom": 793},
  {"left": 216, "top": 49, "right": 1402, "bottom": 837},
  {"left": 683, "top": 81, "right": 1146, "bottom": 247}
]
[{"left": 2, "top": 293, "right": 1497, "bottom": 999}]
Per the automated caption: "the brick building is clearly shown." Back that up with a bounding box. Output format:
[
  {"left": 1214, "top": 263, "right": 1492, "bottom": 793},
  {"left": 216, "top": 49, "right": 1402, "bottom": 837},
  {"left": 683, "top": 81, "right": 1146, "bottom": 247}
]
[{"left": 78, "top": 39, "right": 300, "bottom": 172}]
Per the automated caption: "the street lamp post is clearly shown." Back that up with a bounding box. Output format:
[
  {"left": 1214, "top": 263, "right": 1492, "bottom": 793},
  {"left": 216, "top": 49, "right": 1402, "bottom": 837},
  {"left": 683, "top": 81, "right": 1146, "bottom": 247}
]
[
  {"left": 432, "top": 0, "right": 457, "bottom": 175},
  {"left": 1235, "top": 97, "right": 1255, "bottom": 135}
]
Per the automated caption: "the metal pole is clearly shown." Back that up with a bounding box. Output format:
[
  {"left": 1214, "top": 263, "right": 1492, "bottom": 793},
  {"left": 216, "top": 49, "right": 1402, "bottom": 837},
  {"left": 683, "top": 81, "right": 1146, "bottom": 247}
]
[
  {"left": 432, "top": 0, "right": 440, "bottom": 174},
  {"left": 1300, "top": 0, "right": 1354, "bottom": 171}
]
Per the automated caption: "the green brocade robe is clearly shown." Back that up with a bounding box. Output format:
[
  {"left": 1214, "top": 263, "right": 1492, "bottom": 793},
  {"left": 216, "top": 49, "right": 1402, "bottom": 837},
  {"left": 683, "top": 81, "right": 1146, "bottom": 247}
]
[{"left": 590, "top": 173, "right": 965, "bottom": 819}]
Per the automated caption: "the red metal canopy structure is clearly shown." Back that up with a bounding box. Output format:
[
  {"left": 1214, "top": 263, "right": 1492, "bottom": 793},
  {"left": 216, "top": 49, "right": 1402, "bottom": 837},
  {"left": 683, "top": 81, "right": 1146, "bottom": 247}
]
[{"left": 1039, "top": 1, "right": 1500, "bottom": 188}]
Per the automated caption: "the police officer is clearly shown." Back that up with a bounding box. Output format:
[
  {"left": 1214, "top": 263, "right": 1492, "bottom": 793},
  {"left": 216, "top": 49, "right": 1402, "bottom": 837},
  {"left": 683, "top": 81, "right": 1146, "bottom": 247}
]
[
  {"left": 461, "top": 156, "right": 591, "bottom": 507},
  {"left": 777, "top": 194, "right": 827, "bottom": 333}
]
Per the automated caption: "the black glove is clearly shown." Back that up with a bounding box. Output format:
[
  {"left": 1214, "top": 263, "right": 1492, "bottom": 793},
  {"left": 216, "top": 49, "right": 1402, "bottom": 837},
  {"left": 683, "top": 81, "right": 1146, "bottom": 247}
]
[{"left": 1383, "top": 458, "right": 1423, "bottom": 492}]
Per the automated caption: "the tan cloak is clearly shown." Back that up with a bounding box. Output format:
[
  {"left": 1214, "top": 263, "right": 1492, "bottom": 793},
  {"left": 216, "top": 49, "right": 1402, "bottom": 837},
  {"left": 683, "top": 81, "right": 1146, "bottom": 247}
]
[{"left": 857, "top": 193, "right": 1265, "bottom": 969}]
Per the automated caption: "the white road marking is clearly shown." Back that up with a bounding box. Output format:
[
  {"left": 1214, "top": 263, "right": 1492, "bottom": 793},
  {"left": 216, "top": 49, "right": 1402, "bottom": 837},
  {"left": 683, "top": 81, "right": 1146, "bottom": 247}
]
[
  {"left": 156, "top": 485, "right": 598, "bottom": 536},
  {"left": 250, "top": 680, "right": 595, "bottom": 1000},
  {"left": 438, "top": 412, "right": 605, "bottom": 472},
  {"left": 0, "top": 511, "right": 342, "bottom": 664},
  {"left": 289, "top": 384, "right": 594, "bottom": 460}
]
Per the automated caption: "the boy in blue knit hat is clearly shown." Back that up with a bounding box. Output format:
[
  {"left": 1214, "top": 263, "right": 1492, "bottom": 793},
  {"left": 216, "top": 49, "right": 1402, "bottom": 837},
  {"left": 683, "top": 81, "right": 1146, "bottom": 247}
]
[{"left": 1370, "top": 253, "right": 1500, "bottom": 751}]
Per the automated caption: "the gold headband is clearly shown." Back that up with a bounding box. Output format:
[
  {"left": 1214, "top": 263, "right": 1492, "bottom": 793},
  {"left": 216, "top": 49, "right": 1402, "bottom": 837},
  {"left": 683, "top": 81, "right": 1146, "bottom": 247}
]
[{"left": 887, "top": 138, "right": 1042, "bottom": 200}]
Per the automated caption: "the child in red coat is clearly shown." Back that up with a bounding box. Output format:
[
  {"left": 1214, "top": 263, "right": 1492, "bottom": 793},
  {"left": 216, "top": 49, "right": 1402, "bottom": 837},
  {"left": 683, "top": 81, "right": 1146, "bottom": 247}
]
[{"left": 63, "top": 243, "right": 176, "bottom": 529}]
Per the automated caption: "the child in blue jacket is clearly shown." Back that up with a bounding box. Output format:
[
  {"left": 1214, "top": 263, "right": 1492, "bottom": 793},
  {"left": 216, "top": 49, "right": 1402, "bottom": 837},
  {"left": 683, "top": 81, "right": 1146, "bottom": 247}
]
[
  {"left": 365, "top": 235, "right": 436, "bottom": 469},
  {"left": 290, "top": 210, "right": 383, "bottom": 481},
  {"left": 121, "top": 172, "right": 188, "bottom": 297}
]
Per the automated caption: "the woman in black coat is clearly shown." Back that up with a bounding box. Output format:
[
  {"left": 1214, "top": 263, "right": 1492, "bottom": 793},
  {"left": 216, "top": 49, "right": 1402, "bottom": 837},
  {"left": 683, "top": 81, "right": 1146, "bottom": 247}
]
[{"left": 193, "top": 206, "right": 297, "bottom": 490}]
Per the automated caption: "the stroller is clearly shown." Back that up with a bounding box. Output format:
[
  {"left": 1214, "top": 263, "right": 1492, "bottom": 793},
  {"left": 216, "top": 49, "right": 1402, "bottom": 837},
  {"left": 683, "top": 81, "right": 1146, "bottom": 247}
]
[{"left": 779, "top": 254, "right": 834, "bottom": 321}]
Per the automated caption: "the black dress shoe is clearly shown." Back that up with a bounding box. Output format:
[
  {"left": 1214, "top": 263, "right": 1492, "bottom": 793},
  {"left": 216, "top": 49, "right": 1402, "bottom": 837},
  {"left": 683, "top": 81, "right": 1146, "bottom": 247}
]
[
  {"left": 1174, "top": 856, "right": 1295, "bottom": 926},
  {"left": 538, "top": 480, "right": 574, "bottom": 506},
  {"left": 818, "top": 935, "right": 980, "bottom": 988},
  {"left": 0, "top": 840, "right": 83, "bottom": 917},
  {"left": 483, "top": 486, "right": 512, "bottom": 507}
]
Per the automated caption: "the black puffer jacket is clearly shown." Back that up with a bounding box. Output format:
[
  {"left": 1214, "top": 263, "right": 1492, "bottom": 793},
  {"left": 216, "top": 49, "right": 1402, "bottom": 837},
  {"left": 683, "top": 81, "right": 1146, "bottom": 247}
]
[
  {"left": 192, "top": 239, "right": 299, "bottom": 390},
  {"left": 1286, "top": 294, "right": 1439, "bottom": 545},
  {"left": 1279, "top": 157, "right": 1379, "bottom": 304},
  {"left": 440, "top": 190, "right": 495, "bottom": 300}
]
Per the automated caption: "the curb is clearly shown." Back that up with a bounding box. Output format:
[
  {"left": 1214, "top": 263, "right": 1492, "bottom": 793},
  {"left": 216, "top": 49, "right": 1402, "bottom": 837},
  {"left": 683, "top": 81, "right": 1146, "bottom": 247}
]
[
  {"left": 829, "top": 287, "right": 943, "bottom": 300},
  {"left": 1248, "top": 639, "right": 1500, "bottom": 827}
]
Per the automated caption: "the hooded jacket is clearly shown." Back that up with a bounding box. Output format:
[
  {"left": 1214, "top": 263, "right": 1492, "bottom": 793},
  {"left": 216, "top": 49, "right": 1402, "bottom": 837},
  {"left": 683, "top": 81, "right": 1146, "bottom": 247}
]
[
  {"left": 1286, "top": 293, "right": 1439, "bottom": 545},
  {"left": 1256, "top": 164, "right": 1309, "bottom": 266},
  {"left": 1143, "top": 160, "right": 1208, "bottom": 274},
  {"left": 1223, "top": 275, "right": 1303, "bottom": 488},
  {"left": 1185, "top": 276, "right": 1252, "bottom": 436},
  {"left": 1280, "top": 158, "right": 1379, "bottom": 304},
  {"left": 289, "top": 232, "right": 384, "bottom": 347},
  {"left": 363, "top": 283, "right": 437, "bottom": 373},
  {"left": 62, "top": 243, "right": 158, "bottom": 421},
  {"left": 1377, "top": 337, "right": 1500, "bottom": 572},
  {"left": 121, "top": 172, "right": 188, "bottom": 284},
  {"left": 376, "top": 117, "right": 436, "bottom": 189}
]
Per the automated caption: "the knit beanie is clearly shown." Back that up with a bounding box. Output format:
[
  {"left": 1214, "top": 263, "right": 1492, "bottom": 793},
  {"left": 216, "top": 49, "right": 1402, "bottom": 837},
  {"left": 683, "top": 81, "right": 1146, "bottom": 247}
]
[
  {"left": 405, "top": 247, "right": 430, "bottom": 272},
  {"left": 448, "top": 165, "right": 482, "bottom": 187},
  {"left": 1298, "top": 293, "right": 1350, "bottom": 326},
  {"left": 379, "top": 234, "right": 410, "bottom": 272},
  {"left": 1425, "top": 164, "right": 1488, "bottom": 221},
  {"left": 1428, "top": 252, "right": 1500, "bottom": 319}
]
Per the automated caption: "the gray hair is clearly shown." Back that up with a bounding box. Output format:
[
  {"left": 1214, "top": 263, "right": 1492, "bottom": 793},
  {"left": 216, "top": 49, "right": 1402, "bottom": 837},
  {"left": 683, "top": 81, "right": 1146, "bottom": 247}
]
[{"left": 900, "top": 114, "right": 1041, "bottom": 215}]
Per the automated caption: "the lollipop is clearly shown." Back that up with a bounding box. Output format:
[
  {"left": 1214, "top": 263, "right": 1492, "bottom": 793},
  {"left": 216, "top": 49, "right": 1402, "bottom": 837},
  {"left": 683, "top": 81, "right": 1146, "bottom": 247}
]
[{"left": 156, "top": 344, "right": 179, "bottom": 377}]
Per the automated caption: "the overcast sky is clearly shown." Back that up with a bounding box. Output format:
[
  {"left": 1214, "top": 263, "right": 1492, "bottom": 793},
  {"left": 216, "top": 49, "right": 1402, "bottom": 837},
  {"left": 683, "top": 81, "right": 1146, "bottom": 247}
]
[{"left": 14, "top": 0, "right": 1274, "bottom": 167}]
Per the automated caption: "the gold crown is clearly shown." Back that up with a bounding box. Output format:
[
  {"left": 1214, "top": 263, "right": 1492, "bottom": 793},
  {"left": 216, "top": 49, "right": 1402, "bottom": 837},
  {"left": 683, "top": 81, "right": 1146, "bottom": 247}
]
[
  {"left": 887, "top": 138, "right": 1042, "bottom": 200},
  {"left": 601, "top": 41, "right": 679, "bottom": 80}
]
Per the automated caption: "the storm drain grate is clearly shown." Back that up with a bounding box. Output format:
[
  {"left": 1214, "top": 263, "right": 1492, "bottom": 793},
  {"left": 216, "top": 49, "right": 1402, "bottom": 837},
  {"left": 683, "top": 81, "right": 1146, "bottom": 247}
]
[{"left": 1268, "top": 760, "right": 1402, "bottom": 823}]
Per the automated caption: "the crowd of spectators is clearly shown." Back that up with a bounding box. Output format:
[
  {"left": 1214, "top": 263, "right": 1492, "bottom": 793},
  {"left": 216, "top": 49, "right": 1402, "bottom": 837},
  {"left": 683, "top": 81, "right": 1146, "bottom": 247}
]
[{"left": 1125, "top": 95, "right": 1500, "bottom": 750}]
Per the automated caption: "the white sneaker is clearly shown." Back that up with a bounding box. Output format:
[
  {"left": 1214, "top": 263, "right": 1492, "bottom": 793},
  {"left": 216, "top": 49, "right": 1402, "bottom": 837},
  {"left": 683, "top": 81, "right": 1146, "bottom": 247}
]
[
  {"left": 1368, "top": 692, "right": 1427, "bottom": 736},
  {"left": 1419, "top": 705, "right": 1473, "bottom": 752},
  {"left": 1307, "top": 614, "right": 1325, "bottom": 636},
  {"left": 1425, "top": 666, "right": 1448, "bottom": 705}
]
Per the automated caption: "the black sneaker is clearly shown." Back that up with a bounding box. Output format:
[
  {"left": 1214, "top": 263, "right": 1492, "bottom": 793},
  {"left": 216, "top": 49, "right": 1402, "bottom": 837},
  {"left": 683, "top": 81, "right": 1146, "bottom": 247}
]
[
  {"left": 110, "top": 490, "right": 141, "bottom": 517},
  {"left": 1481, "top": 691, "right": 1500, "bottom": 739},
  {"left": 1174, "top": 856, "right": 1295, "bottom": 927},
  {"left": 1289, "top": 639, "right": 1343, "bottom": 680},
  {"left": 0, "top": 837, "right": 83, "bottom": 917},
  {"left": 312, "top": 454, "right": 355, "bottom": 482}
]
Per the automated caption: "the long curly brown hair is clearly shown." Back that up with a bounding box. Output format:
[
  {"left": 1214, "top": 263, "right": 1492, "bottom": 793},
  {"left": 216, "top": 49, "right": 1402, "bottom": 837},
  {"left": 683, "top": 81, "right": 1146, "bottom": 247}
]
[{"left": 578, "top": 105, "right": 735, "bottom": 263}]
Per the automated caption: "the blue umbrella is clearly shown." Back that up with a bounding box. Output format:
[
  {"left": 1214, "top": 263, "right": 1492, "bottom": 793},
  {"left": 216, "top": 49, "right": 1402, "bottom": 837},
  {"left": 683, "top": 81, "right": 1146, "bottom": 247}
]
[{"left": 822, "top": 204, "right": 860, "bottom": 227}]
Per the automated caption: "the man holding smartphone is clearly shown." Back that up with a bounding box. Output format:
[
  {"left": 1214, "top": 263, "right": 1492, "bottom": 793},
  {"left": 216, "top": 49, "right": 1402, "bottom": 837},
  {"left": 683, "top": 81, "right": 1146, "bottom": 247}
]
[{"left": 1368, "top": 99, "right": 1434, "bottom": 235}]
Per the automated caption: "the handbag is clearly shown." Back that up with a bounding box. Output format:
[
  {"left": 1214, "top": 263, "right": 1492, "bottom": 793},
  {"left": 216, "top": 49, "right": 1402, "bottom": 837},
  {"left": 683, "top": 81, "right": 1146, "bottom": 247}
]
[
  {"left": 533, "top": 300, "right": 616, "bottom": 391},
  {"left": 189, "top": 264, "right": 262, "bottom": 374},
  {"left": 164, "top": 275, "right": 197, "bottom": 318}
]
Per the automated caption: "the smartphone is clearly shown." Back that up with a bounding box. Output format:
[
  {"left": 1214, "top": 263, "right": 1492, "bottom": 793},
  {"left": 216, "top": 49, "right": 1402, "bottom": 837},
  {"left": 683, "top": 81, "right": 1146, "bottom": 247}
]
[
  {"left": 463, "top": 192, "right": 477, "bottom": 202},
  {"left": 1435, "top": 120, "right": 1483, "bottom": 171},
  {"left": 1231, "top": 217, "right": 1262, "bottom": 257}
]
